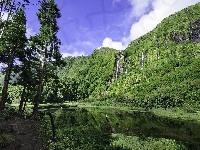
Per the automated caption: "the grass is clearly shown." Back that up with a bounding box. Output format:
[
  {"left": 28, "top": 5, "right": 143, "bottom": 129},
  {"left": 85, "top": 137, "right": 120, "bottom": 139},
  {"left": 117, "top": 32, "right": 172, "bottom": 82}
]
[
  {"left": 151, "top": 107, "right": 200, "bottom": 123},
  {"left": 110, "top": 133, "right": 186, "bottom": 150}
]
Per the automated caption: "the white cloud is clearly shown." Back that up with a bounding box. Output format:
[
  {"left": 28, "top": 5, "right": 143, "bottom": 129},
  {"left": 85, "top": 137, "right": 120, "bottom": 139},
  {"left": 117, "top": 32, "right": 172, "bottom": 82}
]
[
  {"left": 128, "top": 0, "right": 151, "bottom": 17},
  {"left": 101, "top": 37, "right": 126, "bottom": 50},
  {"left": 26, "top": 26, "right": 36, "bottom": 38},
  {"left": 60, "top": 40, "right": 94, "bottom": 58},
  {"left": 0, "top": 11, "right": 9, "bottom": 21},
  {"left": 100, "top": 0, "right": 200, "bottom": 50},
  {"left": 81, "top": 41, "right": 94, "bottom": 47},
  {"left": 61, "top": 51, "right": 86, "bottom": 58}
]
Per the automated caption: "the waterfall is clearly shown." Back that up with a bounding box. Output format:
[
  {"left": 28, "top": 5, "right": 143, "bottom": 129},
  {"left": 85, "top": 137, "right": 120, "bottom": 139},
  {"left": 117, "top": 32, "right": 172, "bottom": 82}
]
[
  {"left": 157, "top": 39, "right": 160, "bottom": 48},
  {"left": 120, "top": 55, "right": 124, "bottom": 60},
  {"left": 125, "top": 66, "right": 128, "bottom": 74},
  {"left": 115, "top": 54, "right": 125, "bottom": 80},
  {"left": 141, "top": 51, "right": 144, "bottom": 69},
  {"left": 157, "top": 38, "right": 161, "bottom": 59},
  {"left": 115, "top": 60, "right": 120, "bottom": 80},
  {"left": 157, "top": 51, "right": 160, "bottom": 59}
]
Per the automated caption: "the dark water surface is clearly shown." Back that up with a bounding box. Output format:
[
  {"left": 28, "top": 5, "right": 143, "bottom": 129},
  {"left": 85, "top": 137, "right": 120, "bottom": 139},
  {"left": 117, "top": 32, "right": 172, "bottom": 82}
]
[
  {"left": 85, "top": 108, "right": 200, "bottom": 149},
  {"left": 41, "top": 107, "right": 200, "bottom": 149}
]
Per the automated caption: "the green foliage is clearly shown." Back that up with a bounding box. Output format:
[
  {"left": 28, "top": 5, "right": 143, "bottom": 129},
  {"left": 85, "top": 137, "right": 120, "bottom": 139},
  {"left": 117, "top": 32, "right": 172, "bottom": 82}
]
[
  {"left": 0, "top": 7, "right": 27, "bottom": 62},
  {"left": 7, "top": 85, "right": 23, "bottom": 104},
  {"left": 57, "top": 48, "right": 117, "bottom": 101},
  {"left": 106, "top": 58, "right": 200, "bottom": 109},
  {"left": 0, "top": 7, "right": 27, "bottom": 111}
]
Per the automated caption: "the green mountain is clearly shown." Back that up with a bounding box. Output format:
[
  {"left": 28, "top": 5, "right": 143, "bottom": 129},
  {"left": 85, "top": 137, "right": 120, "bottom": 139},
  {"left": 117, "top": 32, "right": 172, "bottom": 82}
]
[
  {"left": 58, "top": 48, "right": 118, "bottom": 101},
  {"left": 59, "top": 3, "right": 200, "bottom": 109}
]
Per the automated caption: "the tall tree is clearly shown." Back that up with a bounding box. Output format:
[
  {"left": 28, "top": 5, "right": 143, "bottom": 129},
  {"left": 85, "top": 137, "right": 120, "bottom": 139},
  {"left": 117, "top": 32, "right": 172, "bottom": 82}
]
[
  {"left": 0, "top": 7, "right": 27, "bottom": 111},
  {"left": 16, "top": 37, "right": 40, "bottom": 113},
  {"left": 32, "top": 0, "right": 61, "bottom": 116}
]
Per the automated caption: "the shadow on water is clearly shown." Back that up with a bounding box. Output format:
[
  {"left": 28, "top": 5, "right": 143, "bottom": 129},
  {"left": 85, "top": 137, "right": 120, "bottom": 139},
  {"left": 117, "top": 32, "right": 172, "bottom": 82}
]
[
  {"left": 39, "top": 107, "right": 200, "bottom": 149},
  {"left": 88, "top": 108, "right": 200, "bottom": 150},
  {"left": 40, "top": 108, "right": 118, "bottom": 150}
]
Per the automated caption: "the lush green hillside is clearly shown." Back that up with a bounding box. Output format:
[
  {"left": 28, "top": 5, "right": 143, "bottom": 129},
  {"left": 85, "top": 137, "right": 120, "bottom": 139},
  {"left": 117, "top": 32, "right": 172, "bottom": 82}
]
[
  {"left": 58, "top": 3, "right": 200, "bottom": 109},
  {"left": 104, "top": 3, "right": 200, "bottom": 109},
  {"left": 57, "top": 48, "right": 118, "bottom": 101}
]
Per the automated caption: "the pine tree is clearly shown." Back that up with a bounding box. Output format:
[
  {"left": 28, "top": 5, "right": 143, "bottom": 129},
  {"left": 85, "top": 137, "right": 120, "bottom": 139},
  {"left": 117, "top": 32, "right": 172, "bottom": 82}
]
[
  {"left": 16, "top": 37, "right": 40, "bottom": 113},
  {"left": 32, "top": 0, "right": 62, "bottom": 116}
]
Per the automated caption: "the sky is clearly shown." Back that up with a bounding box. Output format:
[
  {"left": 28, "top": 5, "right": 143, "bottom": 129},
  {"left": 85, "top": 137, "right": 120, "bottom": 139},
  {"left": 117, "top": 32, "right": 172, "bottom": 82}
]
[{"left": 2, "top": 0, "right": 200, "bottom": 58}]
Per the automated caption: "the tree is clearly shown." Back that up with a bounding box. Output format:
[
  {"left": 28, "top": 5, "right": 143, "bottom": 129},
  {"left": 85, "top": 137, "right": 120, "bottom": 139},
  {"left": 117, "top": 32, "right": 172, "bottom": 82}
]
[
  {"left": 0, "top": 7, "right": 27, "bottom": 111},
  {"left": 15, "top": 37, "right": 40, "bottom": 113},
  {"left": 31, "top": 0, "right": 62, "bottom": 117},
  {"left": 0, "top": 0, "right": 33, "bottom": 39}
]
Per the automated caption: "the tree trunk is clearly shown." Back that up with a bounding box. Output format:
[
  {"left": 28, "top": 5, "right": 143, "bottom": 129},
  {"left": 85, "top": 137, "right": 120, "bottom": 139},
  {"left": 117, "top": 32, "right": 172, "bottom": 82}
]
[
  {"left": 32, "top": 59, "right": 45, "bottom": 117},
  {"left": 0, "top": 52, "right": 14, "bottom": 112},
  {"left": 22, "top": 86, "right": 30, "bottom": 113},
  {"left": 19, "top": 85, "right": 26, "bottom": 113}
]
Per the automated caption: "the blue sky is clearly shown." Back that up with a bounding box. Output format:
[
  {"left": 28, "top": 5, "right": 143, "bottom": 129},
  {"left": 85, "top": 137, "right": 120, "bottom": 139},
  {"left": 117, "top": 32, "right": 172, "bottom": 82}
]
[
  {"left": 14, "top": 0, "right": 200, "bottom": 57},
  {"left": 25, "top": 0, "right": 137, "bottom": 56}
]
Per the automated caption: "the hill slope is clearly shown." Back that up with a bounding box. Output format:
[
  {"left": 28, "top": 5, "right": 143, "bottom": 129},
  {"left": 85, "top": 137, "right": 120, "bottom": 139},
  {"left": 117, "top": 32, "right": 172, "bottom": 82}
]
[
  {"left": 58, "top": 48, "right": 118, "bottom": 101},
  {"left": 59, "top": 3, "right": 200, "bottom": 109}
]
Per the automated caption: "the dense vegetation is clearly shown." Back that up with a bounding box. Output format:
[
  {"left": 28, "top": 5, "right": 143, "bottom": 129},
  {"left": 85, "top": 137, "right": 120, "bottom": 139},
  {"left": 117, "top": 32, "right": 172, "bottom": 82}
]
[
  {"left": 53, "top": 3, "right": 200, "bottom": 110},
  {"left": 0, "top": 0, "right": 63, "bottom": 115},
  {"left": 0, "top": 2, "right": 199, "bottom": 111},
  {"left": 1, "top": 1, "right": 200, "bottom": 149}
]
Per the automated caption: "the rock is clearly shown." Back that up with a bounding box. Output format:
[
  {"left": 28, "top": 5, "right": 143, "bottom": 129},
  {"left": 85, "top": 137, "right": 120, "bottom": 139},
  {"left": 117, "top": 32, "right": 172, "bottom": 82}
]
[{"left": 10, "top": 124, "right": 18, "bottom": 133}]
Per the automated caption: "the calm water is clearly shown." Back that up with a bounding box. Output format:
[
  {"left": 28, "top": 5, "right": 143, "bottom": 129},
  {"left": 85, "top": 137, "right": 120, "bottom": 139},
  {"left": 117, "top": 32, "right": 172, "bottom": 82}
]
[{"left": 41, "top": 107, "right": 200, "bottom": 149}]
